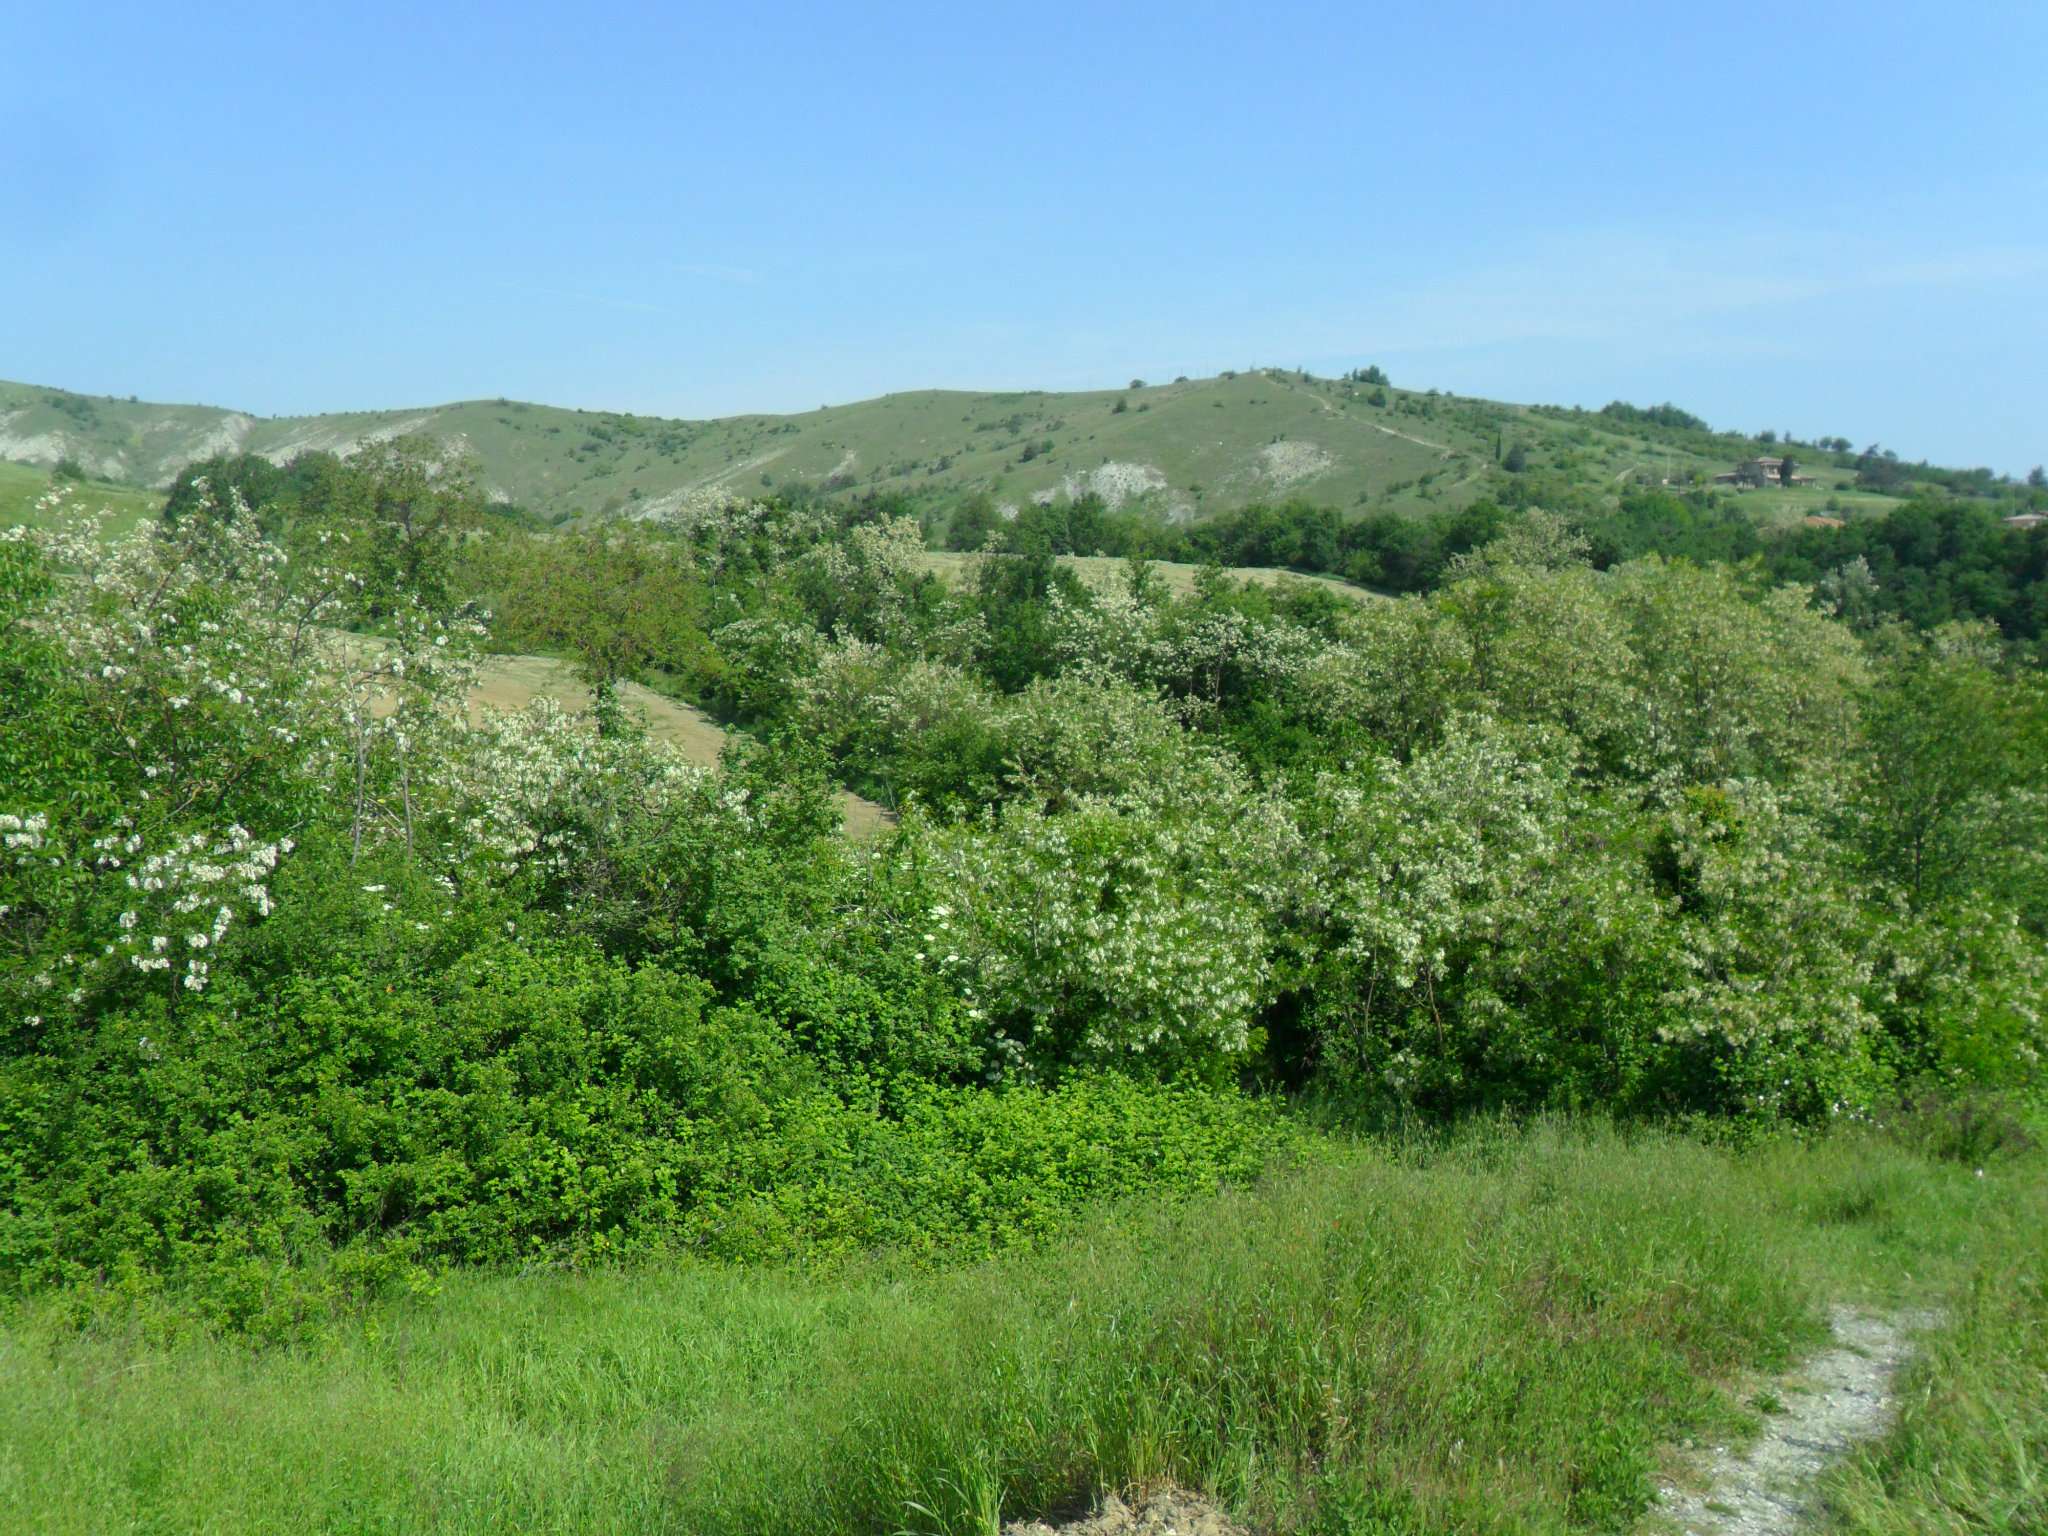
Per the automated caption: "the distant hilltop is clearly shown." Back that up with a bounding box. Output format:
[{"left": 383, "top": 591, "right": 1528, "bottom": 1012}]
[{"left": 0, "top": 371, "right": 1991, "bottom": 524}]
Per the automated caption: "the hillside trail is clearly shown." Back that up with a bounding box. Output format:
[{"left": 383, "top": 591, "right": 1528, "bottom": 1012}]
[
  {"left": 1286, "top": 377, "right": 1457, "bottom": 457},
  {"left": 1653, "top": 1305, "right": 1938, "bottom": 1535},
  {"left": 1003, "top": 1306, "right": 1934, "bottom": 1536},
  {"left": 1360, "top": 418, "right": 1457, "bottom": 457},
  {"left": 682, "top": 444, "right": 792, "bottom": 495}
]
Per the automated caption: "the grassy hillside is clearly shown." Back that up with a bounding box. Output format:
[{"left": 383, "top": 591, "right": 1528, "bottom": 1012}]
[
  {"left": 0, "top": 372, "right": 1905, "bottom": 526},
  {"left": 0, "top": 458, "right": 161, "bottom": 534}
]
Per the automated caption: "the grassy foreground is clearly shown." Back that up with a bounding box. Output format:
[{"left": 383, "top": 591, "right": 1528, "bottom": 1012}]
[
  {"left": 1820, "top": 1143, "right": 2048, "bottom": 1534},
  {"left": 1, "top": 1118, "right": 2038, "bottom": 1535}
]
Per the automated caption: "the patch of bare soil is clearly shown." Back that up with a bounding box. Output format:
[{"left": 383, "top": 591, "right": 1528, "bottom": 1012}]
[
  {"left": 1257, "top": 439, "right": 1333, "bottom": 488},
  {"left": 1655, "top": 1306, "right": 1939, "bottom": 1535},
  {"left": 1005, "top": 1487, "right": 1249, "bottom": 1536},
  {"left": 1041, "top": 461, "right": 1170, "bottom": 510}
]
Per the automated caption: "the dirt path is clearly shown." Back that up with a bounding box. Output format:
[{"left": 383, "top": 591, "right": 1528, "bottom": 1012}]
[
  {"left": 470, "top": 652, "right": 892, "bottom": 838},
  {"left": 1361, "top": 418, "right": 1458, "bottom": 457},
  {"left": 1286, "top": 378, "right": 1457, "bottom": 457},
  {"left": 1006, "top": 1305, "right": 1935, "bottom": 1536},
  {"left": 1655, "top": 1306, "right": 1938, "bottom": 1535},
  {"left": 684, "top": 445, "right": 791, "bottom": 495}
]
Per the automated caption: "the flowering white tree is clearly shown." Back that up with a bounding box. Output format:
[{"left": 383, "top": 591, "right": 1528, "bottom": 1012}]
[
  {"left": 903, "top": 747, "right": 1304, "bottom": 1077},
  {"left": 1649, "top": 779, "right": 1890, "bottom": 1116},
  {"left": 1294, "top": 717, "right": 1584, "bottom": 1090},
  {"left": 1047, "top": 580, "right": 1321, "bottom": 709},
  {"left": 0, "top": 488, "right": 479, "bottom": 1020},
  {"left": 1607, "top": 559, "right": 1867, "bottom": 789}
]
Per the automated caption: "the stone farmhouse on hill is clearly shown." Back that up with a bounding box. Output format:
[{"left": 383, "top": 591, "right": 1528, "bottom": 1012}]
[{"left": 1713, "top": 456, "right": 1817, "bottom": 489}]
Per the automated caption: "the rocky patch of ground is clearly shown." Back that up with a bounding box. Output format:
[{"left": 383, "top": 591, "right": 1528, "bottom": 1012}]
[
  {"left": 1656, "top": 1306, "right": 1939, "bottom": 1535},
  {"left": 1005, "top": 1487, "right": 1247, "bottom": 1536},
  {"left": 1037, "top": 461, "right": 1169, "bottom": 509},
  {"left": 254, "top": 412, "right": 438, "bottom": 466},
  {"left": 1257, "top": 439, "right": 1333, "bottom": 487}
]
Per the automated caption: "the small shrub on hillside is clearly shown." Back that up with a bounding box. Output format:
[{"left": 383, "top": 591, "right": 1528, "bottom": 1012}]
[{"left": 1885, "top": 1091, "right": 2038, "bottom": 1167}]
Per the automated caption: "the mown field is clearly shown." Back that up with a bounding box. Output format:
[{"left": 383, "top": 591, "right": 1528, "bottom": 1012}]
[
  {"left": 462, "top": 649, "right": 892, "bottom": 836},
  {"left": 4, "top": 1117, "right": 2040, "bottom": 1535},
  {"left": 914, "top": 549, "right": 1389, "bottom": 604}
]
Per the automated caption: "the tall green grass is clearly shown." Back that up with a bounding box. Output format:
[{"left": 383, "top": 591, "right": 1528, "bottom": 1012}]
[
  {"left": 0, "top": 1119, "right": 2028, "bottom": 1535},
  {"left": 1820, "top": 1139, "right": 2047, "bottom": 1534}
]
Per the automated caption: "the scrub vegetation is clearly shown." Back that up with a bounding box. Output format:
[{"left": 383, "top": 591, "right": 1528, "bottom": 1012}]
[{"left": 2, "top": 387, "right": 2044, "bottom": 1532}]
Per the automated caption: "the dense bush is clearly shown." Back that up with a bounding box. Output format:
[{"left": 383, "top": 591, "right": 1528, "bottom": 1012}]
[
  {"left": 1768, "top": 497, "right": 2048, "bottom": 640},
  {"left": 3, "top": 473, "right": 2044, "bottom": 1308},
  {"left": 1, "top": 878, "right": 1286, "bottom": 1306},
  {"left": 944, "top": 477, "right": 2048, "bottom": 643}
]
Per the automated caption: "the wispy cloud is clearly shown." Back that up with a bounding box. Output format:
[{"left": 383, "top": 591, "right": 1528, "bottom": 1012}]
[
  {"left": 1346, "top": 228, "right": 2048, "bottom": 356},
  {"left": 671, "top": 262, "right": 761, "bottom": 286},
  {"left": 495, "top": 281, "right": 681, "bottom": 317}
]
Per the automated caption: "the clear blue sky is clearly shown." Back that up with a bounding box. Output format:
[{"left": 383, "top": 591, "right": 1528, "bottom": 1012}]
[{"left": 8, "top": 1, "right": 2045, "bottom": 471}]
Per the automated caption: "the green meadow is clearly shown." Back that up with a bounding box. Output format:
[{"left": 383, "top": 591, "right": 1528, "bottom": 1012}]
[{"left": 5, "top": 1118, "right": 2042, "bottom": 1535}]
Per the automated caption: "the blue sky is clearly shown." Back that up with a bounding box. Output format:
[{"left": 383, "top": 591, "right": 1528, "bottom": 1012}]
[{"left": 7, "top": 1, "right": 2045, "bottom": 470}]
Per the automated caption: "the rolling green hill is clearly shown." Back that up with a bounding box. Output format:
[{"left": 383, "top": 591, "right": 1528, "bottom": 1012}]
[{"left": 0, "top": 372, "right": 1902, "bottom": 526}]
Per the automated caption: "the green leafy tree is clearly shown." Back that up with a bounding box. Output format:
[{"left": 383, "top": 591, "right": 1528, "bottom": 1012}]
[
  {"left": 1852, "top": 624, "right": 2048, "bottom": 912},
  {"left": 295, "top": 436, "right": 485, "bottom": 615},
  {"left": 497, "top": 529, "right": 710, "bottom": 734}
]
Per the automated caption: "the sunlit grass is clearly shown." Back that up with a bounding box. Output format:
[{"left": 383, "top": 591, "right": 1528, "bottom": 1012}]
[
  {"left": 1821, "top": 1165, "right": 2048, "bottom": 1533},
  {"left": 0, "top": 460, "right": 161, "bottom": 533},
  {"left": 2, "top": 1118, "right": 2031, "bottom": 1535}
]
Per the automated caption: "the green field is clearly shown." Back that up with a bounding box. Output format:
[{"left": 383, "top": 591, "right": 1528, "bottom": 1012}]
[
  {"left": 1728, "top": 481, "right": 1905, "bottom": 527},
  {"left": 0, "top": 459, "right": 161, "bottom": 534}
]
